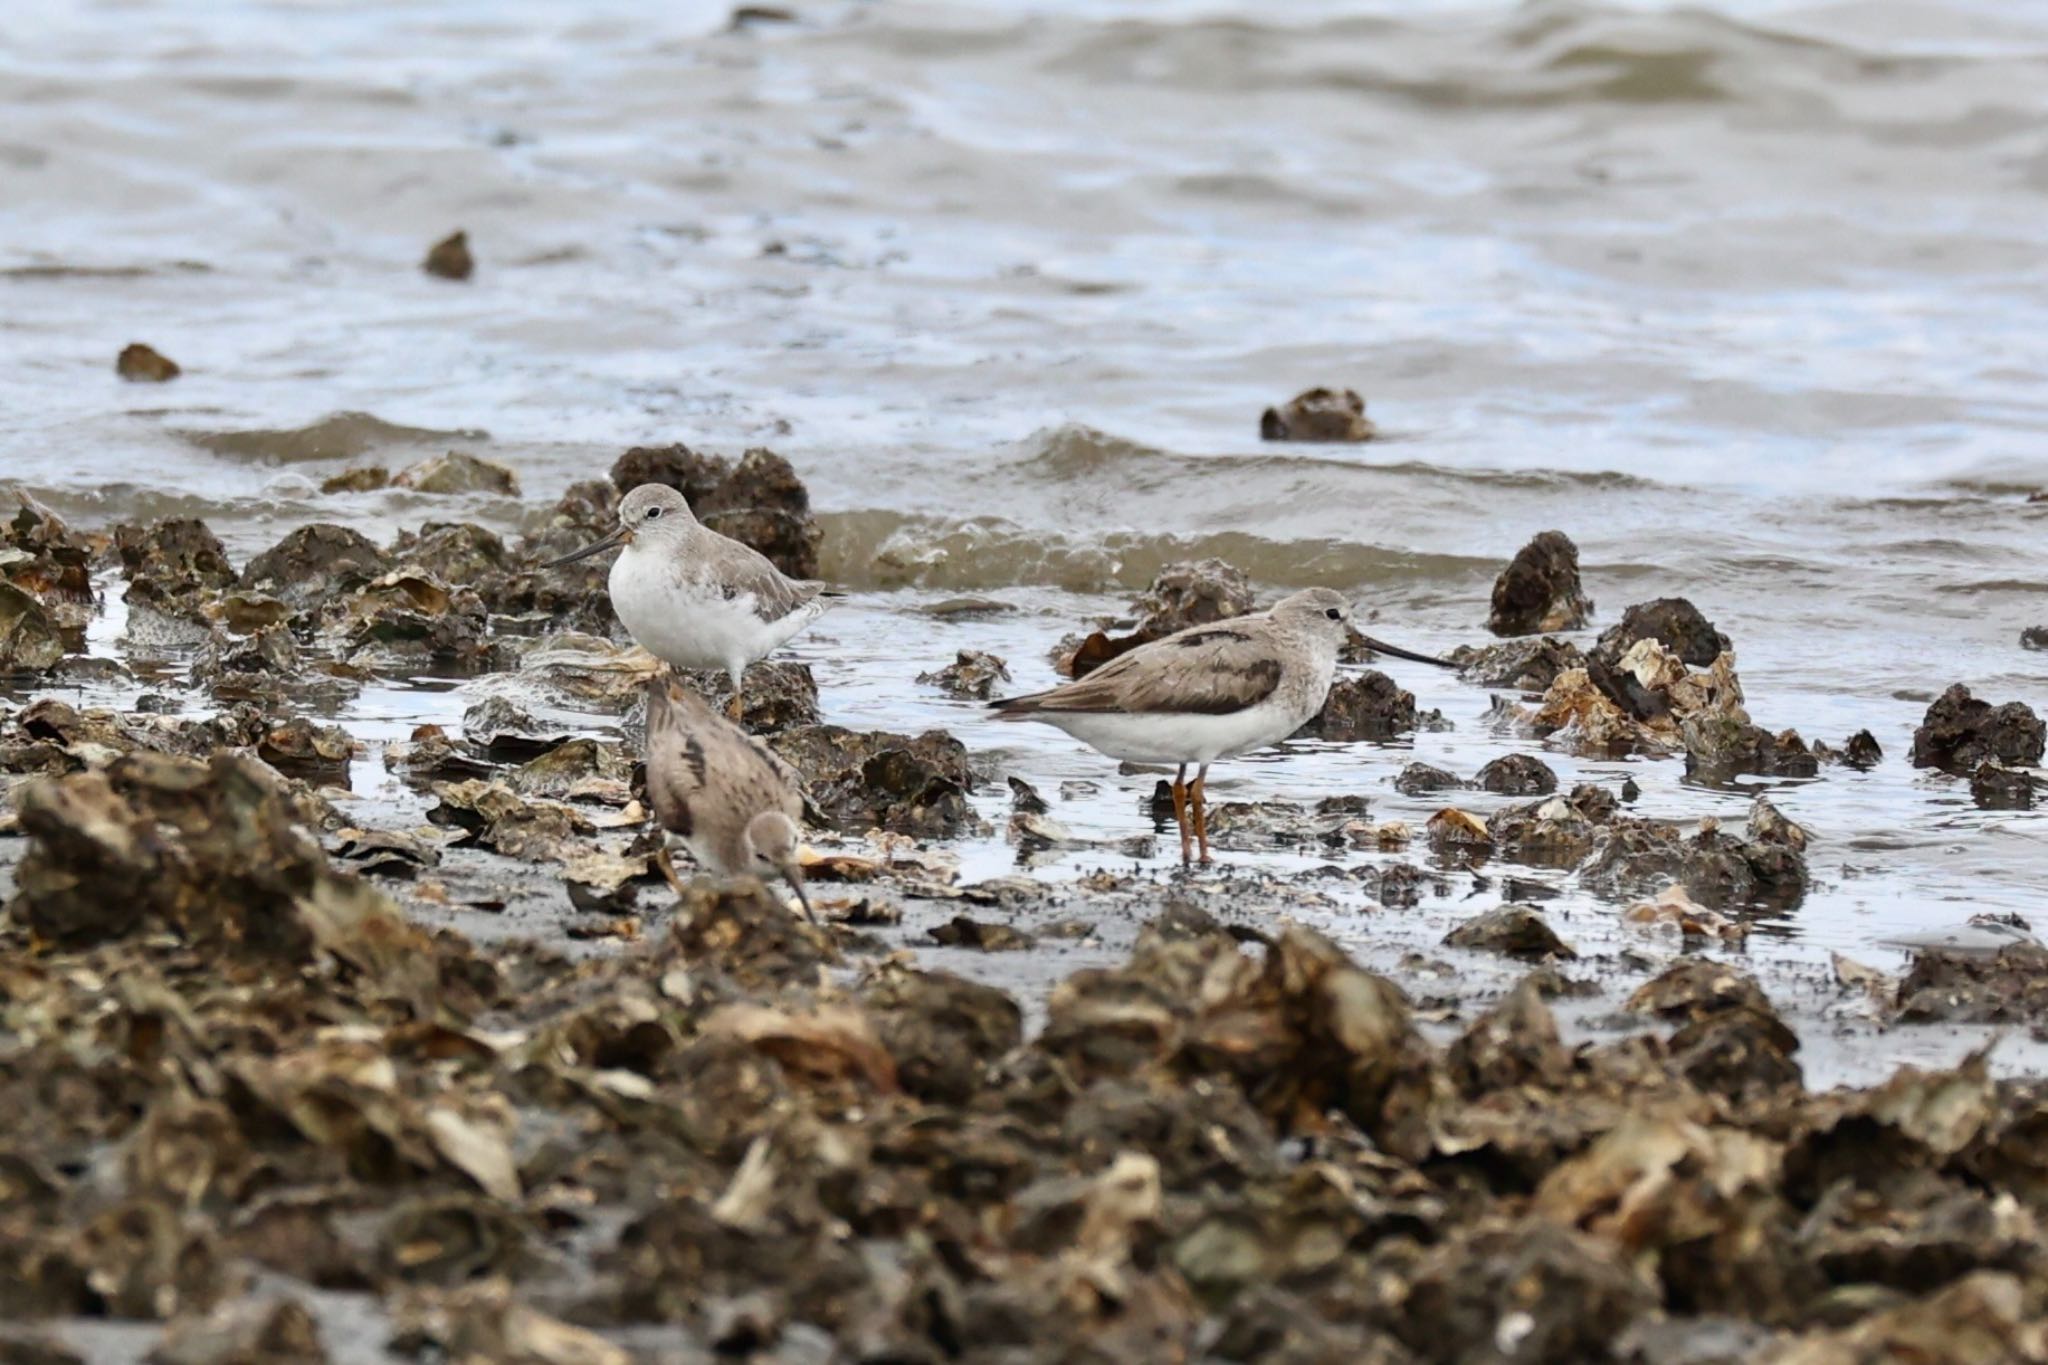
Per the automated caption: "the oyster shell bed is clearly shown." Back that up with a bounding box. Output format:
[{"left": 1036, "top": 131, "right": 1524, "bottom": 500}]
[{"left": 6, "top": 482, "right": 2048, "bottom": 1363}]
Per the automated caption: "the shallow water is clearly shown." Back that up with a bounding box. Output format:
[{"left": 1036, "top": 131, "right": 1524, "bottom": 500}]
[{"left": 7, "top": 3, "right": 2048, "bottom": 1033}]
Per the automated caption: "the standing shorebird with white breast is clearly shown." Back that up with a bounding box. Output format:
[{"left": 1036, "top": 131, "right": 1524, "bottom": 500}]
[
  {"left": 546, "top": 483, "right": 835, "bottom": 721},
  {"left": 643, "top": 673, "right": 814, "bottom": 921},
  {"left": 990, "top": 587, "right": 1443, "bottom": 863}
]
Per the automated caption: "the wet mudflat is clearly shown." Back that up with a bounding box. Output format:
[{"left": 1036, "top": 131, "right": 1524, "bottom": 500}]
[{"left": 6, "top": 464, "right": 2048, "bottom": 1364}]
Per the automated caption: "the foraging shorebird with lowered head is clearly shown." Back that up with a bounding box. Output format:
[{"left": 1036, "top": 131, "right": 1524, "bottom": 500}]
[
  {"left": 990, "top": 587, "right": 1441, "bottom": 863},
  {"left": 546, "top": 483, "right": 834, "bottom": 720},
  {"left": 643, "top": 673, "right": 813, "bottom": 920}
]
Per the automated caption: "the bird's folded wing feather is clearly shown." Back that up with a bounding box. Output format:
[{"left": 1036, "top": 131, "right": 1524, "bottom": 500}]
[
  {"left": 680, "top": 534, "right": 826, "bottom": 624},
  {"left": 997, "top": 625, "right": 1283, "bottom": 716}
]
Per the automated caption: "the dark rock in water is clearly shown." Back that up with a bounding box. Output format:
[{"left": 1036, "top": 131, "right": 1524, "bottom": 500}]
[
  {"left": 1842, "top": 729, "right": 1883, "bottom": 767},
  {"left": 930, "top": 915, "right": 1035, "bottom": 952},
  {"left": 1394, "top": 761, "right": 1465, "bottom": 796},
  {"left": 1628, "top": 960, "right": 1801, "bottom": 1098},
  {"left": 1301, "top": 669, "right": 1445, "bottom": 740},
  {"left": 150, "top": 1294, "right": 327, "bottom": 1365},
  {"left": 1971, "top": 762, "right": 2037, "bottom": 810},
  {"left": 1911, "top": 684, "right": 2045, "bottom": 773},
  {"left": 1258, "top": 387, "right": 1374, "bottom": 442},
  {"left": 320, "top": 465, "right": 390, "bottom": 494},
  {"left": 769, "top": 724, "right": 978, "bottom": 838},
  {"left": 323, "top": 568, "right": 493, "bottom": 670},
  {"left": 668, "top": 660, "right": 818, "bottom": 733},
  {"left": 1488, "top": 530, "right": 1593, "bottom": 637},
  {"left": 394, "top": 450, "right": 520, "bottom": 496},
  {"left": 1682, "top": 717, "right": 1820, "bottom": 780},
  {"left": 1449, "top": 635, "right": 1587, "bottom": 692},
  {"left": 254, "top": 714, "right": 356, "bottom": 779},
  {"left": 1477, "top": 752, "right": 1558, "bottom": 795},
  {"left": 1590, "top": 597, "right": 1731, "bottom": 674},
  {"left": 918, "top": 649, "right": 1010, "bottom": 700},
  {"left": 1444, "top": 905, "right": 1576, "bottom": 961},
  {"left": 1486, "top": 789, "right": 1609, "bottom": 868},
  {"left": 113, "top": 518, "right": 236, "bottom": 620},
  {"left": 1582, "top": 817, "right": 1807, "bottom": 909},
  {"left": 116, "top": 341, "right": 180, "bottom": 381},
  {"left": 609, "top": 443, "right": 822, "bottom": 578},
  {"left": 0, "top": 582, "right": 63, "bottom": 672},
  {"left": 1007, "top": 774, "right": 1050, "bottom": 814},
  {"left": 1133, "top": 558, "right": 1254, "bottom": 636},
  {"left": 1371, "top": 861, "right": 1431, "bottom": 907},
  {"left": 1896, "top": 944, "right": 2048, "bottom": 1026},
  {"left": 422, "top": 229, "right": 473, "bottom": 281},
  {"left": 2024, "top": 626, "right": 2048, "bottom": 651},
  {"left": 2, "top": 494, "right": 94, "bottom": 637},
  {"left": 388, "top": 521, "right": 511, "bottom": 586},
  {"left": 241, "top": 524, "right": 393, "bottom": 611}
]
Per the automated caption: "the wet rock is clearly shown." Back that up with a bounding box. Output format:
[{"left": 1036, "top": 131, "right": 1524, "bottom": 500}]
[
  {"left": 10, "top": 753, "right": 439, "bottom": 994},
  {"left": 1622, "top": 885, "right": 1748, "bottom": 943},
  {"left": 1971, "top": 763, "right": 2039, "bottom": 809},
  {"left": 1485, "top": 791, "right": 1604, "bottom": 868},
  {"left": 1627, "top": 960, "right": 1801, "bottom": 1101},
  {"left": 149, "top": 1294, "right": 327, "bottom": 1364},
  {"left": 1133, "top": 558, "right": 1255, "bottom": 636},
  {"left": 1444, "top": 905, "right": 1577, "bottom": 961},
  {"left": 387, "top": 520, "right": 511, "bottom": 587},
  {"left": 394, "top": 451, "right": 520, "bottom": 497},
  {"left": 117, "top": 342, "right": 181, "bottom": 382},
  {"left": 2, "top": 494, "right": 93, "bottom": 641},
  {"left": 930, "top": 915, "right": 1035, "bottom": 952},
  {"left": 1392, "top": 1220, "right": 1657, "bottom": 1364},
  {"left": 428, "top": 779, "right": 586, "bottom": 860},
  {"left": 917, "top": 649, "right": 1011, "bottom": 700},
  {"left": 423, "top": 229, "right": 473, "bottom": 281},
  {"left": 1583, "top": 816, "right": 1808, "bottom": 909},
  {"left": 1837, "top": 728, "right": 1882, "bottom": 767},
  {"left": 1394, "top": 762, "right": 1465, "bottom": 796},
  {"left": 323, "top": 568, "right": 492, "bottom": 669},
  {"left": 240, "top": 525, "right": 393, "bottom": 611},
  {"left": 388, "top": 1283, "right": 627, "bottom": 1365},
  {"left": 1770, "top": 1271, "right": 2044, "bottom": 1365},
  {"left": 458, "top": 694, "right": 581, "bottom": 761},
  {"left": 113, "top": 519, "right": 236, "bottom": 621},
  {"left": 1911, "top": 683, "right": 2046, "bottom": 773},
  {"left": 1683, "top": 718, "right": 1819, "bottom": 780},
  {"left": 670, "top": 661, "right": 819, "bottom": 733},
  {"left": 1258, "top": 387, "right": 1374, "bottom": 442},
  {"left": 769, "top": 724, "right": 978, "bottom": 837},
  {"left": 609, "top": 443, "right": 822, "bottom": 579},
  {"left": 319, "top": 466, "right": 390, "bottom": 494},
  {"left": 1448, "top": 976, "right": 1572, "bottom": 1094},
  {"left": 2024, "top": 626, "right": 2048, "bottom": 651},
  {"left": 1450, "top": 636, "right": 1586, "bottom": 693},
  {"left": 0, "top": 583, "right": 63, "bottom": 673},
  {"left": 376, "top": 1195, "right": 527, "bottom": 1287},
  {"left": 254, "top": 714, "right": 356, "bottom": 779},
  {"left": 1301, "top": 669, "right": 1444, "bottom": 740},
  {"left": 1590, "top": 597, "right": 1731, "bottom": 673},
  {"left": 507, "top": 737, "right": 634, "bottom": 803},
  {"left": 1896, "top": 944, "right": 2048, "bottom": 1026},
  {"left": 862, "top": 962, "right": 1022, "bottom": 1104},
  {"left": 1749, "top": 794, "right": 1809, "bottom": 851},
  {"left": 1489, "top": 530, "right": 1593, "bottom": 637},
  {"left": 1476, "top": 752, "right": 1558, "bottom": 795}
]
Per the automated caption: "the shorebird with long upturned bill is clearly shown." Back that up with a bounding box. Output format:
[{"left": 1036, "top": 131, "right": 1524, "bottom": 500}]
[
  {"left": 546, "top": 484, "right": 835, "bottom": 721},
  {"left": 643, "top": 673, "right": 813, "bottom": 920},
  {"left": 989, "top": 587, "right": 1448, "bottom": 863}
]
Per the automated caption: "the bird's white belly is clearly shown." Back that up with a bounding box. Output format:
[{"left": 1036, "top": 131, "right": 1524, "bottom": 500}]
[
  {"left": 610, "top": 553, "right": 776, "bottom": 674},
  {"left": 1044, "top": 701, "right": 1303, "bottom": 766}
]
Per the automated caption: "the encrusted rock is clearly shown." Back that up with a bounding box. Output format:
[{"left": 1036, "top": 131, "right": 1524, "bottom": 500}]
[
  {"left": 609, "top": 444, "right": 821, "bottom": 579},
  {"left": 1896, "top": 945, "right": 2048, "bottom": 1026},
  {"left": 1132, "top": 559, "right": 1255, "bottom": 636},
  {"left": 240, "top": 525, "right": 393, "bottom": 612},
  {"left": 1476, "top": 752, "right": 1558, "bottom": 796},
  {"left": 1449, "top": 636, "right": 1586, "bottom": 693},
  {"left": 1911, "top": 684, "right": 2045, "bottom": 773},
  {"left": 423, "top": 229, "right": 473, "bottom": 281},
  {"left": 1583, "top": 817, "right": 1807, "bottom": 909},
  {"left": 1394, "top": 762, "right": 1464, "bottom": 796},
  {"left": 1590, "top": 597, "right": 1731, "bottom": 673},
  {"left": 1444, "top": 905, "right": 1577, "bottom": 961},
  {"left": 917, "top": 649, "right": 1011, "bottom": 700},
  {"left": 1301, "top": 669, "right": 1444, "bottom": 740},
  {"left": 0, "top": 582, "right": 63, "bottom": 673},
  {"left": 769, "top": 724, "right": 978, "bottom": 838},
  {"left": 1258, "top": 387, "right": 1374, "bottom": 442},
  {"left": 117, "top": 342, "right": 181, "bottom": 382},
  {"left": 113, "top": 518, "right": 236, "bottom": 620},
  {"left": 1489, "top": 530, "right": 1593, "bottom": 637},
  {"left": 394, "top": 451, "right": 520, "bottom": 497}
]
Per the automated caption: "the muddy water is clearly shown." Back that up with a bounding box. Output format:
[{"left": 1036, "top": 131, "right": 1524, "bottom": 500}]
[{"left": 7, "top": 0, "right": 2048, "bottom": 1076}]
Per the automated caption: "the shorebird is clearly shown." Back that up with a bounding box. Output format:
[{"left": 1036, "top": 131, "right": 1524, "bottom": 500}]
[
  {"left": 992, "top": 587, "right": 1414, "bottom": 863},
  {"left": 644, "top": 674, "right": 814, "bottom": 921},
  {"left": 546, "top": 484, "right": 834, "bottom": 721}
]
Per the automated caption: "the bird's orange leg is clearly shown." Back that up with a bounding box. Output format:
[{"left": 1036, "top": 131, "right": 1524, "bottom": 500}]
[
  {"left": 1191, "top": 764, "right": 1212, "bottom": 864},
  {"left": 655, "top": 847, "right": 689, "bottom": 900},
  {"left": 1170, "top": 763, "right": 1192, "bottom": 863}
]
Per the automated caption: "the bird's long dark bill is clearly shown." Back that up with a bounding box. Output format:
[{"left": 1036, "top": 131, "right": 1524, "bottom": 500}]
[
  {"left": 541, "top": 526, "right": 628, "bottom": 568},
  {"left": 1355, "top": 634, "right": 1458, "bottom": 669},
  {"left": 783, "top": 869, "right": 817, "bottom": 924}
]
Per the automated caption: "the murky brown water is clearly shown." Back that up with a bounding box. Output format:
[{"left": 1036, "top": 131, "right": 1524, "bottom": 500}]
[{"left": 8, "top": 4, "right": 2048, "bottom": 1043}]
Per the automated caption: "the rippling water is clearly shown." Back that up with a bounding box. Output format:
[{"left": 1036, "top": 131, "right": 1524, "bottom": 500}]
[{"left": 6, "top": 0, "right": 2048, "bottom": 987}]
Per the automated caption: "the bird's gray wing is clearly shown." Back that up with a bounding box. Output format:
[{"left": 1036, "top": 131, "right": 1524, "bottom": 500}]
[
  {"left": 678, "top": 532, "right": 828, "bottom": 625},
  {"left": 992, "top": 623, "right": 1282, "bottom": 717}
]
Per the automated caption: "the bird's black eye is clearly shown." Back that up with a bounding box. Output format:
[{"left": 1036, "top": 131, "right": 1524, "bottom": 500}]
[
  {"left": 645, "top": 506, "right": 662, "bottom": 520},
  {"left": 1324, "top": 607, "right": 1342, "bottom": 621}
]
